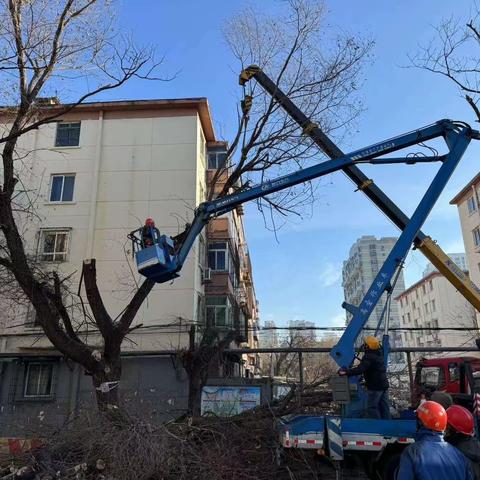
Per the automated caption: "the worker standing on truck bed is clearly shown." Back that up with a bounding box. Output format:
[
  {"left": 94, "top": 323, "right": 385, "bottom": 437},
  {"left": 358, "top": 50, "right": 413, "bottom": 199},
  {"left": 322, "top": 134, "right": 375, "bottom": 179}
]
[
  {"left": 338, "top": 336, "right": 390, "bottom": 419},
  {"left": 445, "top": 405, "right": 480, "bottom": 480},
  {"left": 396, "top": 401, "right": 474, "bottom": 480}
]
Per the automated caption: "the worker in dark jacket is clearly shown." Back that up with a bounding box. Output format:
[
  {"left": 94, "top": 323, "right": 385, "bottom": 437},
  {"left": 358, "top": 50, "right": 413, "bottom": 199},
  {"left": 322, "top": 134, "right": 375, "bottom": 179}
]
[
  {"left": 338, "top": 336, "right": 390, "bottom": 419},
  {"left": 141, "top": 217, "right": 160, "bottom": 248},
  {"left": 397, "top": 401, "right": 474, "bottom": 480},
  {"left": 445, "top": 405, "right": 480, "bottom": 480}
]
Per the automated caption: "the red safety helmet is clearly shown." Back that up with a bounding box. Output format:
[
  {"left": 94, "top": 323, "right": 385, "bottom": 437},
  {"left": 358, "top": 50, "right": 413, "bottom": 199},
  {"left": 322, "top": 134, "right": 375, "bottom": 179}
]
[
  {"left": 416, "top": 401, "right": 447, "bottom": 432},
  {"left": 145, "top": 217, "right": 155, "bottom": 226},
  {"left": 446, "top": 405, "right": 475, "bottom": 436}
]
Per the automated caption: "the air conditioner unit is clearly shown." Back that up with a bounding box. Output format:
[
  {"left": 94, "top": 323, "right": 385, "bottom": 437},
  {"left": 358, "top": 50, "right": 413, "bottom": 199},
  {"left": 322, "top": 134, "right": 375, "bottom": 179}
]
[{"left": 202, "top": 268, "right": 212, "bottom": 283}]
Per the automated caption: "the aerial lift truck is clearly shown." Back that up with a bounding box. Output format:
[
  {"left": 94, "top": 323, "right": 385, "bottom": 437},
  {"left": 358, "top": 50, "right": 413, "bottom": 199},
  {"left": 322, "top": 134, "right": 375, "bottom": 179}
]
[{"left": 128, "top": 66, "right": 480, "bottom": 478}]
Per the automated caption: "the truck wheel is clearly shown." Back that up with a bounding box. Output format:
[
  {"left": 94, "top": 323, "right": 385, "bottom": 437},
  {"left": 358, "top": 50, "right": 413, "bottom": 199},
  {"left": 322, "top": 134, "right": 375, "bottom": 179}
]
[{"left": 376, "top": 452, "right": 401, "bottom": 480}]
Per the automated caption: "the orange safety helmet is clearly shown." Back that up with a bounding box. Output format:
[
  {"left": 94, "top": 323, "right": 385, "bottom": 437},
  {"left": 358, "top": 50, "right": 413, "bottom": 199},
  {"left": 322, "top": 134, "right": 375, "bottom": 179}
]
[
  {"left": 416, "top": 400, "right": 447, "bottom": 432},
  {"left": 145, "top": 217, "right": 155, "bottom": 226},
  {"left": 446, "top": 405, "right": 475, "bottom": 436}
]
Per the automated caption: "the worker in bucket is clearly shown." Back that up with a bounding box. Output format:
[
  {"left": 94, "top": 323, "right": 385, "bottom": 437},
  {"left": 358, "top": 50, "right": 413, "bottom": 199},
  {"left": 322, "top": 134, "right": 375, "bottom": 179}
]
[
  {"left": 338, "top": 335, "right": 390, "bottom": 419},
  {"left": 396, "top": 401, "right": 474, "bottom": 480},
  {"left": 445, "top": 405, "right": 480, "bottom": 479},
  {"left": 141, "top": 218, "right": 160, "bottom": 248}
]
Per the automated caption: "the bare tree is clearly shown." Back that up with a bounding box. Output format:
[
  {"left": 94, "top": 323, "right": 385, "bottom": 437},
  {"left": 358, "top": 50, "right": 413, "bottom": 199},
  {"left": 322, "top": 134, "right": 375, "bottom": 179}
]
[
  {"left": 260, "top": 332, "right": 338, "bottom": 383},
  {"left": 0, "top": 0, "right": 164, "bottom": 411},
  {"left": 0, "top": 0, "right": 372, "bottom": 416},
  {"left": 211, "top": 0, "right": 373, "bottom": 230},
  {"left": 410, "top": 4, "right": 480, "bottom": 122},
  {"left": 179, "top": 0, "right": 372, "bottom": 416}
]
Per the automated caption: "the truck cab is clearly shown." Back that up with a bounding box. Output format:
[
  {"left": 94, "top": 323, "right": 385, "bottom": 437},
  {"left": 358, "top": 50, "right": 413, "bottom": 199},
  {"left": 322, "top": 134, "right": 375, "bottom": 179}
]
[{"left": 414, "top": 356, "right": 480, "bottom": 408}]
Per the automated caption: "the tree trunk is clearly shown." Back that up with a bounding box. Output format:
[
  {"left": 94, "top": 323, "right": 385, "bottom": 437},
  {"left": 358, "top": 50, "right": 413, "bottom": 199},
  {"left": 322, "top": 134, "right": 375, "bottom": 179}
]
[
  {"left": 187, "top": 370, "right": 203, "bottom": 417},
  {"left": 92, "top": 360, "right": 122, "bottom": 411}
]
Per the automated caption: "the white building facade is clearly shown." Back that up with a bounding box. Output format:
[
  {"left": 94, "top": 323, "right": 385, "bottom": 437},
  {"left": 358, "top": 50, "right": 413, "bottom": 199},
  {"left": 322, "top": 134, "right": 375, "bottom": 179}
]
[
  {"left": 396, "top": 272, "right": 478, "bottom": 352},
  {"left": 450, "top": 174, "right": 480, "bottom": 295},
  {"left": 0, "top": 98, "right": 225, "bottom": 354}
]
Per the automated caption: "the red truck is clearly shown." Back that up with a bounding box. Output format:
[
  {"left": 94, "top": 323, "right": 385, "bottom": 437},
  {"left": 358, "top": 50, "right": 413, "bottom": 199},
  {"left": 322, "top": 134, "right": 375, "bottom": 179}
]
[{"left": 414, "top": 356, "right": 480, "bottom": 408}]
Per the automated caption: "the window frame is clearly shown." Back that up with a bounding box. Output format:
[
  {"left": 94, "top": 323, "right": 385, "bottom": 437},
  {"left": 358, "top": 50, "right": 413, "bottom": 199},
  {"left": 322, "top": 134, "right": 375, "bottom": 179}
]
[
  {"left": 23, "top": 362, "right": 54, "bottom": 399},
  {"left": 54, "top": 122, "right": 81, "bottom": 148},
  {"left": 38, "top": 229, "right": 70, "bottom": 262},
  {"left": 207, "top": 151, "right": 227, "bottom": 170},
  {"left": 206, "top": 296, "right": 232, "bottom": 328},
  {"left": 467, "top": 196, "right": 477, "bottom": 215},
  {"left": 474, "top": 227, "right": 480, "bottom": 247},
  {"left": 420, "top": 366, "right": 445, "bottom": 389},
  {"left": 49, "top": 174, "right": 75, "bottom": 203},
  {"left": 208, "top": 241, "right": 228, "bottom": 272}
]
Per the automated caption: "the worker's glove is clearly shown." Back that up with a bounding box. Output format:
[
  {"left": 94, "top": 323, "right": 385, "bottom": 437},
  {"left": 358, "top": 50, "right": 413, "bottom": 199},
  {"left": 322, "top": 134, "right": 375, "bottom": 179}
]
[{"left": 338, "top": 369, "right": 347, "bottom": 376}]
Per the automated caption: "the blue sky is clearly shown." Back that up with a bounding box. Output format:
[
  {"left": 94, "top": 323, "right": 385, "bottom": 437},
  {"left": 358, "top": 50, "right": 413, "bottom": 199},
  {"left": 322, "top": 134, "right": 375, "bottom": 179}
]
[{"left": 109, "top": 0, "right": 480, "bottom": 334}]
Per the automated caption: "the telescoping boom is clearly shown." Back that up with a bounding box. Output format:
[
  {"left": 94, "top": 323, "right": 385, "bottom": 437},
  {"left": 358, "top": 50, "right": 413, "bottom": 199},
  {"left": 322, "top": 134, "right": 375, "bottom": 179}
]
[
  {"left": 130, "top": 110, "right": 479, "bottom": 369},
  {"left": 239, "top": 65, "right": 480, "bottom": 315}
]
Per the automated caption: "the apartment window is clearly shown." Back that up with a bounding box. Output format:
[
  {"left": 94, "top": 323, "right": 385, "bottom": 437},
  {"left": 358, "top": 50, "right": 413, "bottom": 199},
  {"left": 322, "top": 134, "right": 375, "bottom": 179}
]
[
  {"left": 39, "top": 230, "right": 70, "bottom": 262},
  {"left": 467, "top": 196, "right": 477, "bottom": 214},
  {"left": 206, "top": 296, "right": 231, "bottom": 327},
  {"left": 424, "top": 302, "right": 429, "bottom": 314},
  {"left": 400, "top": 298, "right": 403, "bottom": 308},
  {"left": 401, "top": 315, "right": 405, "bottom": 324},
  {"left": 415, "top": 290, "right": 419, "bottom": 299},
  {"left": 414, "top": 318, "right": 418, "bottom": 327},
  {"left": 207, "top": 151, "right": 227, "bottom": 169},
  {"left": 407, "top": 312, "right": 411, "bottom": 323},
  {"left": 208, "top": 242, "right": 228, "bottom": 271},
  {"left": 422, "top": 284, "right": 426, "bottom": 295},
  {"left": 429, "top": 279, "right": 433, "bottom": 291},
  {"left": 405, "top": 297, "right": 409, "bottom": 305},
  {"left": 24, "top": 363, "right": 53, "bottom": 398},
  {"left": 55, "top": 122, "right": 80, "bottom": 147},
  {"left": 49, "top": 174, "right": 75, "bottom": 202},
  {"left": 473, "top": 227, "right": 480, "bottom": 247},
  {"left": 412, "top": 300, "right": 416, "bottom": 310},
  {"left": 431, "top": 299, "right": 436, "bottom": 312}
]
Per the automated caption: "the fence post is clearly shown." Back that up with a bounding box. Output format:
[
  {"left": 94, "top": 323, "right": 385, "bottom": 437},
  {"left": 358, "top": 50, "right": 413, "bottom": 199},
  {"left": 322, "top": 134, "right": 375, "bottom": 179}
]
[
  {"left": 298, "top": 352, "right": 304, "bottom": 406},
  {"left": 406, "top": 351, "right": 414, "bottom": 404}
]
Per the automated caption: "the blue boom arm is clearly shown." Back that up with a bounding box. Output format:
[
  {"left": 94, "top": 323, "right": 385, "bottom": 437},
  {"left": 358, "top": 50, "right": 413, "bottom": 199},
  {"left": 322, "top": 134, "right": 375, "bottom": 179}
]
[
  {"left": 331, "top": 124, "right": 474, "bottom": 368},
  {"left": 131, "top": 120, "right": 460, "bottom": 284}
]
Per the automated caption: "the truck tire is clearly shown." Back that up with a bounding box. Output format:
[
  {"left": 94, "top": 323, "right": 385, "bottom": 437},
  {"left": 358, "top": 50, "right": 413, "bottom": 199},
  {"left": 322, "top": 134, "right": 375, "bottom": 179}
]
[{"left": 376, "top": 452, "right": 401, "bottom": 480}]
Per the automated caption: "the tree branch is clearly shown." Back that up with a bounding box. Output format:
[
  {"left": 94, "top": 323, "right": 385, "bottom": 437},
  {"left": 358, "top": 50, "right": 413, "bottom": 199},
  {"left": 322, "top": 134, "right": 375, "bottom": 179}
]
[
  {"left": 117, "top": 278, "right": 155, "bottom": 335},
  {"left": 82, "top": 259, "right": 114, "bottom": 338}
]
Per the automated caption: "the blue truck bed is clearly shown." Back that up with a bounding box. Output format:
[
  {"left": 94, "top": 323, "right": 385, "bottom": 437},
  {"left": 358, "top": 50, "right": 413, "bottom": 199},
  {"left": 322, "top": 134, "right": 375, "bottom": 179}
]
[{"left": 279, "top": 415, "right": 416, "bottom": 453}]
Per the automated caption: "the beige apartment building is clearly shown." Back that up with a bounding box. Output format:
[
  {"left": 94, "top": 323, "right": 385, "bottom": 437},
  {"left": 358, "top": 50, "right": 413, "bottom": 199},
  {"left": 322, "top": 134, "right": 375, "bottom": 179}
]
[
  {"left": 450, "top": 174, "right": 480, "bottom": 292},
  {"left": 396, "top": 271, "right": 477, "bottom": 353},
  {"left": 0, "top": 98, "right": 259, "bottom": 430}
]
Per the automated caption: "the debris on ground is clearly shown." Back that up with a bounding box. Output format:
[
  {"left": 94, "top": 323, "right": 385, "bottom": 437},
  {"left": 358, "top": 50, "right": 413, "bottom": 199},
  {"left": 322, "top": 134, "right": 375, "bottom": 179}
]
[{"left": 0, "top": 386, "right": 357, "bottom": 480}]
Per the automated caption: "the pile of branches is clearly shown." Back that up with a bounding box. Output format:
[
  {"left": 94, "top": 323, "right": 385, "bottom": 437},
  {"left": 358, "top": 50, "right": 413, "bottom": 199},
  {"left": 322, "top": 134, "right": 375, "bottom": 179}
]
[{"left": 1, "top": 386, "right": 340, "bottom": 480}]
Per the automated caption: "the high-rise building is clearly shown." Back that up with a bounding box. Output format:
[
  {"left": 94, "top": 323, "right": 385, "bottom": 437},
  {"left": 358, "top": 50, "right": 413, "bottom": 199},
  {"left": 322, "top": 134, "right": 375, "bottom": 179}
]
[
  {"left": 261, "top": 320, "right": 279, "bottom": 347},
  {"left": 288, "top": 320, "right": 317, "bottom": 342},
  {"left": 422, "top": 253, "right": 467, "bottom": 277},
  {"left": 342, "top": 236, "right": 406, "bottom": 350}
]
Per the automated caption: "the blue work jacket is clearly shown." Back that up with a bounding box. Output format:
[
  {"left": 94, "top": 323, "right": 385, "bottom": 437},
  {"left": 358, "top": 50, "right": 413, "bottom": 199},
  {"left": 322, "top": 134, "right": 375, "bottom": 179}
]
[{"left": 396, "top": 428, "right": 474, "bottom": 480}]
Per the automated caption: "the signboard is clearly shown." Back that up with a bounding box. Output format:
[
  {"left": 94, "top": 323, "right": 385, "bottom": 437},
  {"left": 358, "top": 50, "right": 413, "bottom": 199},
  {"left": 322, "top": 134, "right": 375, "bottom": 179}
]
[{"left": 201, "top": 386, "right": 261, "bottom": 416}]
